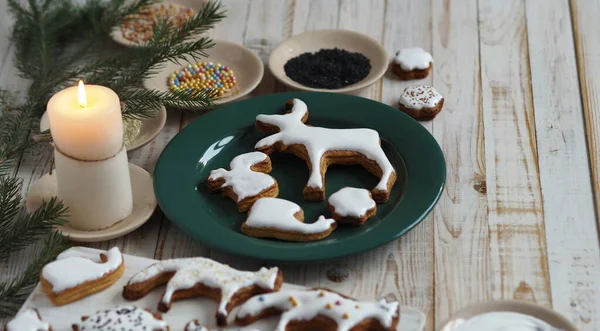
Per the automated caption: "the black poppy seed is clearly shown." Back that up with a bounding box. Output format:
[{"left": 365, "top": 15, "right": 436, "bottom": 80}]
[{"left": 283, "top": 48, "right": 371, "bottom": 89}]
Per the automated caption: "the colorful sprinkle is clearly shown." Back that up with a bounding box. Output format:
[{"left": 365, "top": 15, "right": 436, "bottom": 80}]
[
  {"left": 288, "top": 296, "right": 299, "bottom": 307},
  {"left": 325, "top": 303, "right": 333, "bottom": 309},
  {"left": 258, "top": 296, "right": 265, "bottom": 302},
  {"left": 355, "top": 305, "right": 360, "bottom": 309},
  {"left": 343, "top": 313, "right": 349, "bottom": 319},
  {"left": 335, "top": 300, "right": 342, "bottom": 306},
  {"left": 167, "top": 61, "right": 237, "bottom": 98},
  {"left": 121, "top": 3, "right": 195, "bottom": 43},
  {"left": 318, "top": 291, "right": 326, "bottom": 297}
]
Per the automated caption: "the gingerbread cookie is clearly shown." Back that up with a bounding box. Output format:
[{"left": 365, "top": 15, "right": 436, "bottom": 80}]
[
  {"left": 398, "top": 85, "right": 444, "bottom": 121},
  {"left": 72, "top": 306, "right": 168, "bottom": 331},
  {"left": 208, "top": 151, "right": 279, "bottom": 212},
  {"left": 328, "top": 187, "right": 377, "bottom": 225},
  {"left": 236, "top": 288, "right": 400, "bottom": 331},
  {"left": 255, "top": 99, "right": 396, "bottom": 202},
  {"left": 5, "top": 309, "right": 51, "bottom": 331},
  {"left": 184, "top": 320, "right": 258, "bottom": 331},
  {"left": 123, "top": 257, "right": 283, "bottom": 326},
  {"left": 391, "top": 47, "right": 433, "bottom": 80},
  {"left": 40, "top": 247, "right": 125, "bottom": 305},
  {"left": 242, "top": 197, "right": 337, "bottom": 242}
]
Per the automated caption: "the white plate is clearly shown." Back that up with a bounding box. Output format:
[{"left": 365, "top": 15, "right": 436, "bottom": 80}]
[
  {"left": 143, "top": 40, "right": 264, "bottom": 109},
  {"left": 25, "top": 164, "right": 157, "bottom": 242},
  {"left": 40, "top": 106, "right": 167, "bottom": 152},
  {"left": 18, "top": 247, "right": 426, "bottom": 331}
]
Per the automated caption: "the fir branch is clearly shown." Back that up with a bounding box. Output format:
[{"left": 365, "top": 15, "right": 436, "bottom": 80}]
[
  {"left": 0, "top": 232, "right": 70, "bottom": 317},
  {"left": 0, "top": 196, "right": 68, "bottom": 262},
  {"left": 0, "top": 176, "right": 21, "bottom": 229},
  {"left": 120, "top": 88, "right": 218, "bottom": 118},
  {"left": 0, "top": 106, "right": 35, "bottom": 175}
]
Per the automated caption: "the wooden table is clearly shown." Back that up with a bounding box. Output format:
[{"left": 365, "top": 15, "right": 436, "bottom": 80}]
[{"left": 1, "top": 0, "right": 600, "bottom": 330}]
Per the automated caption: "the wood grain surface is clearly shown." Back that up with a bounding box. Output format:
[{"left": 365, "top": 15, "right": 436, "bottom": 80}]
[{"left": 1, "top": 0, "right": 599, "bottom": 330}]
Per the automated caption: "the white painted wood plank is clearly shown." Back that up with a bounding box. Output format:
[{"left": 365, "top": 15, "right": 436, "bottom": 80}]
[
  {"left": 378, "top": 1, "right": 435, "bottom": 329},
  {"left": 559, "top": 0, "right": 600, "bottom": 328},
  {"left": 292, "top": 0, "right": 340, "bottom": 33},
  {"left": 431, "top": 0, "right": 489, "bottom": 324},
  {"left": 478, "top": 0, "right": 551, "bottom": 305},
  {"left": 571, "top": 0, "right": 600, "bottom": 233}
]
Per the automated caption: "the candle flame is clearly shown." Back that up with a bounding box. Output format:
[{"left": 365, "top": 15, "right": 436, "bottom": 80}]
[{"left": 78, "top": 80, "right": 87, "bottom": 108}]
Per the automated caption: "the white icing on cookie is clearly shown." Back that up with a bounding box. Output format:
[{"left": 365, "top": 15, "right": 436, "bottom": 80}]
[
  {"left": 255, "top": 99, "right": 395, "bottom": 191},
  {"left": 6, "top": 309, "right": 50, "bottom": 331},
  {"left": 127, "top": 257, "right": 279, "bottom": 316},
  {"left": 245, "top": 197, "right": 336, "bottom": 234},
  {"left": 393, "top": 47, "right": 433, "bottom": 71},
  {"left": 208, "top": 152, "right": 276, "bottom": 201},
  {"left": 399, "top": 85, "right": 443, "bottom": 109},
  {"left": 74, "top": 306, "right": 168, "bottom": 331},
  {"left": 237, "top": 289, "right": 399, "bottom": 331},
  {"left": 185, "top": 320, "right": 259, "bottom": 331},
  {"left": 329, "top": 187, "right": 376, "bottom": 217},
  {"left": 41, "top": 247, "right": 123, "bottom": 293}
]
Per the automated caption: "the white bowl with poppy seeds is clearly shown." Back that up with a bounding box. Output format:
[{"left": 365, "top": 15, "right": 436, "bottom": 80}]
[{"left": 268, "top": 29, "right": 388, "bottom": 94}]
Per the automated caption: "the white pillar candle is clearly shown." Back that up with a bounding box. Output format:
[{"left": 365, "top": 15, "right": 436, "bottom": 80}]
[
  {"left": 47, "top": 81, "right": 133, "bottom": 230},
  {"left": 54, "top": 147, "right": 133, "bottom": 230},
  {"left": 47, "top": 82, "right": 123, "bottom": 161}
]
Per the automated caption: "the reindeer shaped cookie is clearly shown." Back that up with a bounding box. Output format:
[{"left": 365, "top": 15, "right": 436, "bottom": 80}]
[
  {"left": 254, "top": 99, "right": 396, "bottom": 202},
  {"left": 207, "top": 151, "right": 279, "bottom": 212}
]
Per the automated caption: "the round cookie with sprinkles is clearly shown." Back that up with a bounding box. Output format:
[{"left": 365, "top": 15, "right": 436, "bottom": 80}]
[
  {"left": 71, "top": 306, "right": 168, "bottom": 331},
  {"left": 236, "top": 288, "right": 400, "bottom": 331},
  {"left": 328, "top": 187, "right": 377, "bottom": 225},
  {"left": 391, "top": 47, "right": 433, "bottom": 80},
  {"left": 398, "top": 85, "right": 444, "bottom": 121},
  {"left": 168, "top": 62, "right": 237, "bottom": 98}
]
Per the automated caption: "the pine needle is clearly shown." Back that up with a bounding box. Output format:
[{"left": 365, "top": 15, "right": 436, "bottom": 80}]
[{"left": 0, "top": 195, "right": 69, "bottom": 262}]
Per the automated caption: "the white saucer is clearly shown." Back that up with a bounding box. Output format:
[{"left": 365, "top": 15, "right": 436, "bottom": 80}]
[
  {"left": 40, "top": 106, "right": 167, "bottom": 152},
  {"left": 438, "top": 300, "right": 577, "bottom": 331},
  {"left": 26, "top": 163, "right": 157, "bottom": 242}
]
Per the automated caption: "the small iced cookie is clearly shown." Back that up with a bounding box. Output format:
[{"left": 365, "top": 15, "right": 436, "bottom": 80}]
[
  {"left": 5, "top": 309, "right": 51, "bottom": 331},
  {"left": 184, "top": 320, "right": 259, "bottom": 331},
  {"left": 392, "top": 47, "right": 433, "bottom": 80},
  {"left": 236, "top": 288, "right": 400, "bottom": 331},
  {"left": 123, "top": 257, "right": 283, "bottom": 326},
  {"left": 72, "top": 306, "right": 168, "bottom": 331},
  {"left": 255, "top": 99, "right": 397, "bottom": 202},
  {"left": 328, "top": 187, "right": 377, "bottom": 225},
  {"left": 242, "top": 197, "right": 337, "bottom": 242},
  {"left": 208, "top": 151, "right": 279, "bottom": 212},
  {"left": 398, "top": 85, "right": 444, "bottom": 121},
  {"left": 40, "top": 247, "right": 125, "bottom": 305}
]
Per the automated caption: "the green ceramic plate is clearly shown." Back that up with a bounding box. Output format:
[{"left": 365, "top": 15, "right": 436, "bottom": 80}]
[{"left": 154, "top": 92, "right": 445, "bottom": 262}]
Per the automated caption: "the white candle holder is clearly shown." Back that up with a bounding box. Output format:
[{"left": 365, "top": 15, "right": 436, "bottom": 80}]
[{"left": 53, "top": 146, "right": 133, "bottom": 230}]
